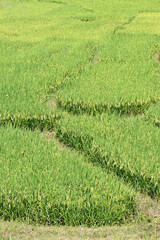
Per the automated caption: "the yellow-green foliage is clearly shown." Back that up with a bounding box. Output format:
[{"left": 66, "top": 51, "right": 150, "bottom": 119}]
[
  {"left": 0, "top": 113, "right": 59, "bottom": 130},
  {"left": 0, "top": 126, "right": 136, "bottom": 225},
  {"left": 124, "top": 13, "right": 160, "bottom": 35},
  {"left": 55, "top": 112, "right": 160, "bottom": 198},
  {"left": 0, "top": 0, "right": 160, "bottom": 226},
  {"left": 145, "top": 103, "right": 160, "bottom": 127},
  {"left": 57, "top": 33, "right": 160, "bottom": 115}
]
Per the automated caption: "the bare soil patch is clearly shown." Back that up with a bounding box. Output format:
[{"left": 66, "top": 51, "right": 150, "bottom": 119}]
[{"left": 47, "top": 99, "right": 57, "bottom": 109}]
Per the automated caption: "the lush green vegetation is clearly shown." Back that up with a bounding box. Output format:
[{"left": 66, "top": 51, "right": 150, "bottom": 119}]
[
  {"left": 55, "top": 112, "right": 160, "bottom": 197},
  {"left": 57, "top": 33, "right": 160, "bottom": 115},
  {"left": 0, "top": 126, "right": 135, "bottom": 225},
  {"left": 0, "top": 0, "right": 159, "bottom": 227}
]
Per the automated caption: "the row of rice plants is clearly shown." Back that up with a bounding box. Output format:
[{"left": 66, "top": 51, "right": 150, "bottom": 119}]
[
  {"left": 0, "top": 125, "right": 136, "bottom": 226},
  {"left": 57, "top": 97, "right": 157, "bottom": 116},
  {"left": 55, "top": 112, "right": 160, "bottom": 198},
  {"left": 0, "top": 113, "right": 60, "bottom": 131}
]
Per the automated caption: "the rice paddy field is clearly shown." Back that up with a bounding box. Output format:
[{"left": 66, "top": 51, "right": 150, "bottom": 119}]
[{"left": 0, "top": 0, "right": 160, "bottom": 237}]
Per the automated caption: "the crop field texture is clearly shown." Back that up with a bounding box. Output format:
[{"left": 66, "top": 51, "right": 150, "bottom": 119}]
[{"left": 0, "top": 0, "right": 160, "bottom": 227}]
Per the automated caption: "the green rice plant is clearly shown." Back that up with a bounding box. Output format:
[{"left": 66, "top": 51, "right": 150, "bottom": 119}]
[
  {"left": 56, "top": 33, "right": 160, "bottom": 116},
  {"left": 0, "top": 126, "right": 136, "bottom": 226},
  {"left": 0, "top": 37, "right": 96, "bottom": 116},
  {"left": 1, "top": 0, "right": 159, "bottom": 117},
  {"left": 0, "top": 0, "right": 160, "bottom": 227},
  {"left": 0, "top": 113, "right": 60, "bottom": 130},
  {"left": 145, "top": 102, "right": 160, "bottom": 127},
  {"left": 123, "top": 12, "right": 160, "bottom": 35},
  {"left": 55, "top": 112, "right": 160, "bottom": 198}
]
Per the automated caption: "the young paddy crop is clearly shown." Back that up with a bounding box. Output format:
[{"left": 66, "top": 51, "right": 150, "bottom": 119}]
[
  {"left": 55, "top": 112, "right": 160, "bottom": 198},
  {"left": 0, "top": 0, "right": 160, "bottom": 229},
  {"left": 0, "top": 126, "right": 136, "bottom": 225},
  {"left": 57, "top": 33, "right": 160, "bottom": 115}
]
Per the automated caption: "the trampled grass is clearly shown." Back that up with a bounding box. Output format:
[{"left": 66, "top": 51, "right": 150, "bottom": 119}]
[{"left": 0, "top": 0, "right": 160, "bottom": 229}]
